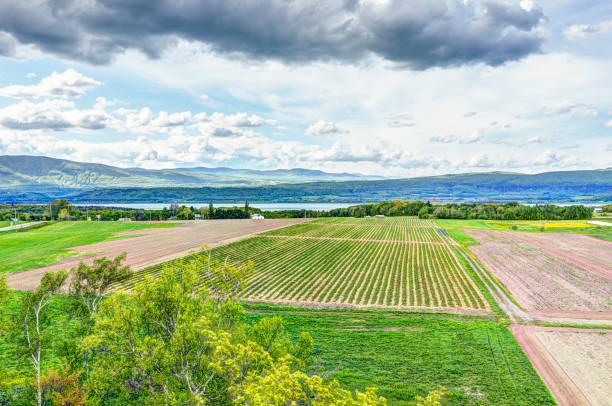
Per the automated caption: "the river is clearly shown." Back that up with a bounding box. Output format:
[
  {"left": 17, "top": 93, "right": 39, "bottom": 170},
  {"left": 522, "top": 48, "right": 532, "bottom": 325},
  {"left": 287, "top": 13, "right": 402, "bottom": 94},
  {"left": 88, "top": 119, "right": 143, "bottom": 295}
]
[{"left": 81, "top": 202, "right": 360, "bottom": 211}]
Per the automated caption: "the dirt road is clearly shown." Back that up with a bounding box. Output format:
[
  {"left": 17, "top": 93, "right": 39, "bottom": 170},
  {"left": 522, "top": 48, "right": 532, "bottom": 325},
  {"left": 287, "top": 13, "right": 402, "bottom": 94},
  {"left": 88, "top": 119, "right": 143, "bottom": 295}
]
[{"left": 7, "top": 219, "right": 309, "bottom": 291}]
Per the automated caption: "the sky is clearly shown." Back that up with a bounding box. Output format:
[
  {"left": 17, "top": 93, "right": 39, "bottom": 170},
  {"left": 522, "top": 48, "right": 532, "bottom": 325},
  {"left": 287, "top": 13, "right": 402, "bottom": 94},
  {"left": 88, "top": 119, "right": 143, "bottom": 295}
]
[{"left": 0, "top": 0, "right": 610, "bottom": 177}]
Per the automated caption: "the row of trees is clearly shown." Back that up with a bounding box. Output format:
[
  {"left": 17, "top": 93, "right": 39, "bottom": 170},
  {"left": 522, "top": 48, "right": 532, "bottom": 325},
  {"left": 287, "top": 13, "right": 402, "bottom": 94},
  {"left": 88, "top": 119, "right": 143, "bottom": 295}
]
[
  {"left": 3, "top": 200, "right": 596, "bottom": 223},
  {"left": 329, "top": 201, "right": 593, "bottom": 220},
  {"left": 0, "top": 250, "right": 401, "bottom": 405}
]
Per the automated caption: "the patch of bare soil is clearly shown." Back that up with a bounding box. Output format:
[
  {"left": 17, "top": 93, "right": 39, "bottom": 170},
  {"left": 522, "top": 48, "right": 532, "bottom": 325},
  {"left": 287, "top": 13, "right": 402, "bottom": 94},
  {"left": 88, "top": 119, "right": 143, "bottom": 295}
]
[
  {"left": 510, "top": 325, "right": 611, "bottom": 406},
  {"left": 7, "top": 219, "right": 309, "bottom": 291},
  {"left": 464, "top": 229, "right": 612, "bottom": 316}
]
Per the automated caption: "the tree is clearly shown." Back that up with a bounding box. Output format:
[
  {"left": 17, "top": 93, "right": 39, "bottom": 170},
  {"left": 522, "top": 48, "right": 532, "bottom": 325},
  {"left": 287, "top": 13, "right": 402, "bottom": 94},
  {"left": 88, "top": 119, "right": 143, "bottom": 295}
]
[
  {"left": 58, "top": 208, "right": 69, "bottom": 219},
  {"left": 70, "top": 254, "right": 132, "bottom": 328},
  {"left": 82, "top": 252, "right": 386, "bottom": 405},
  {"left": 17, "top": 270, "right": 68, "bottom": 406},
  {"left": 245, "top": 200, "right": 250, "bottom": 216},
  {"left": 40, "top": 364, "right": 88, "bottom": 405},
  {"left": 418, "top": 207, "right": 429, "bottom": 219},
  {"left": 176, "top": 206, "right": 193, "bottom": 220},
  {"left": 209, "top": 200, "right": 215, "bottom": 219},
  {"left": 69, "top": 253, "right": 132, "bottom": 375}
]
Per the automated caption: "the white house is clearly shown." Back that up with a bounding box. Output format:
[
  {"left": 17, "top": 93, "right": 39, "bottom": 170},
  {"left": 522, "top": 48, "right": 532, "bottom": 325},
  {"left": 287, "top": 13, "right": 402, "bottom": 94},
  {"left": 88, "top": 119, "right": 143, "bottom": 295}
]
[
  {"left": 251, "top": 213, "right": 265, "bottom": 220},
  {"left": 593, "top": 207, "right": 603, "bottom": 213}
]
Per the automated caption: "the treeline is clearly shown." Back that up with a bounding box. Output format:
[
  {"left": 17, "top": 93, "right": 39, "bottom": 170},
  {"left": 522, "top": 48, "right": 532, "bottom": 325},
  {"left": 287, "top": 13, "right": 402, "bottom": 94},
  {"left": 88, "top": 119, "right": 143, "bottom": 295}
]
[
  {"left": 329, "top": 201, "right": 593, "bottom": 220},
  {"left": 2, "top": 200, "right": 595, "bottom": 222},
  {"left": 1, "top": 201, "right": 331, "bottom": 221}
]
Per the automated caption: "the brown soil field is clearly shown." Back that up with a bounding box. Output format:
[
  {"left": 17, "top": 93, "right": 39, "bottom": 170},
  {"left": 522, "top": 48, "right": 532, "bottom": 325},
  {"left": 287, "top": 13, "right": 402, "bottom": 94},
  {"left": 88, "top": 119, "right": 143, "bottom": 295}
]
[
  {"left": 464, "top": 229, "right": 612, "bottom": 318},
  {"left": 509, "top": 325, "right": 612, "bottom": 406},
  {"left": 7, "top": 219, "right": 309, "bottom": 291}
]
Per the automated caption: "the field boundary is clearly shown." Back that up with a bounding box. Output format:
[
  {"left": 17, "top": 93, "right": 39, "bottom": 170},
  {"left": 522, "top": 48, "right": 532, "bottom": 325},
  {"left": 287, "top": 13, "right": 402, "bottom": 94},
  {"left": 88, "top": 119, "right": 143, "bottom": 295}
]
[
  {"left": 239, "top": 298, "right": 492, "bottom": 316},
  {"left": 435, "top": 219, "right": 526, "bottom": 313}
]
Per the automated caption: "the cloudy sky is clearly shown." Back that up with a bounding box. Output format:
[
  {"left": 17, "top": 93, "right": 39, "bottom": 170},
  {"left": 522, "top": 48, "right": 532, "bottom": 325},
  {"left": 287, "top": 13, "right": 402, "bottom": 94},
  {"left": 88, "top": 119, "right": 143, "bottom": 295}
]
[{"left": 0, "top": 0, "right": 610, "bottom": 177}]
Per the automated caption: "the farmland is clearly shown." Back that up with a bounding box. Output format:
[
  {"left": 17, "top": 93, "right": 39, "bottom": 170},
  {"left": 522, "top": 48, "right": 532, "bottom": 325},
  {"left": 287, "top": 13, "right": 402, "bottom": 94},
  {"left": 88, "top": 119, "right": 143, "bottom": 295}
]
[
  {"left": 4, "top": 219, "right": 308, "bottom": 290},
  {"left": 510, "top": 325, "right": 611, "bottom": 406},
  {"left": 120, "top": 217, "right": 490, "bottom": 312},
  {"left": 0, "top": 221, "right": 179, "bottom": 275},
  {"left": 463, "top": 228, "right": 612, "bottom": 319},
  {"left": 436, "top": 218, "right": 612, "bottom": 242},
  {"left": 0, "top": 292, "right": 554, "bottom": 406},
  {"left": 245, "top": 304, "right": 555, "bottom": 405}
]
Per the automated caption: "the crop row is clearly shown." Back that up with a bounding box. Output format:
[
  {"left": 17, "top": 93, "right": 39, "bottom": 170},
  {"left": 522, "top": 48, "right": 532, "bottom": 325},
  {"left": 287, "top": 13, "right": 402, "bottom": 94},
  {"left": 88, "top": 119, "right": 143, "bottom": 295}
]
[
  {"left": 240, "top": 237, "right": 487, "bottom": 310},
  {"left": 115, "top": 217, "right": 488, "bottom": 311},
  {"left": 264, "top": 218, "right": 443, "bottom": 242}
]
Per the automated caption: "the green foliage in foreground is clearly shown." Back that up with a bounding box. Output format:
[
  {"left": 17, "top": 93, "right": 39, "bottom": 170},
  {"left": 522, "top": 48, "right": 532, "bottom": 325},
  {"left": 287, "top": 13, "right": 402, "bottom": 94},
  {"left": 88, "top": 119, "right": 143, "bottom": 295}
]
[
  {"left": 244, "top": 304, "right": 554, "bottom": 405},
  {"left": 0, "top": 221, "right": 179, "bottom": 274},
  {"left": 0, "top": 255, "right": 387, "bottom": 405}
]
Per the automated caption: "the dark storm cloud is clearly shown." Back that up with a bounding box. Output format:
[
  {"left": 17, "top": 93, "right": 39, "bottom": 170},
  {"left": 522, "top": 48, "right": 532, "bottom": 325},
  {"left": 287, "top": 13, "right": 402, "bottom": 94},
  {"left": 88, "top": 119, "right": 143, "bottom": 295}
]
[{"left": 0, "top": 0, "right": 545, "bottom": 69}]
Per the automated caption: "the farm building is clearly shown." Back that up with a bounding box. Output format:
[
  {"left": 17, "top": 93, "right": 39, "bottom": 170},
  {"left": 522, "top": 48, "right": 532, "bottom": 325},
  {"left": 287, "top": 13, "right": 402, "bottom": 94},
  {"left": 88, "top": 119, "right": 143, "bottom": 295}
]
[
  {"left": 593, "top": 207, "right": 603, "bottom": 213},
  {"left": 251, "top": 213, "right": 265, "bottom": 220}
]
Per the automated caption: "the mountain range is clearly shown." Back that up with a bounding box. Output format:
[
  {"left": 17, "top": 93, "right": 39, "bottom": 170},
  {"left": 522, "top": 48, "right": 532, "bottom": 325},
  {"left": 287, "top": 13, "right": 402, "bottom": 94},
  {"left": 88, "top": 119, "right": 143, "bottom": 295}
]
[
  {"left": 0, "top": 155, "right": 610, "bottom": 204},
  {"left": 0, "top": 155, "right": 380, "bottom": 188}
]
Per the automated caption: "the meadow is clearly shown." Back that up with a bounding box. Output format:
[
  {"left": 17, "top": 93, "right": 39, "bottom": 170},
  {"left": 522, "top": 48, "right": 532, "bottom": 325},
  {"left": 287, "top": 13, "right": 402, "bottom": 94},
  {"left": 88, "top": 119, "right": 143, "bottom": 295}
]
[
  {"left": 436, "top": 218, "right": 612, "bottom": 242},
  {"left": 119, "top": 217, "right": 489, "bottom": 312},
  {"left": 0, "top": 221, "right": 178, "bottom": 274},
  {"left": 0, "top": 291, "right": 554, "bottom": 405},
  {"left": 245, "top": 304, "right": 555, "bottom": 405}
]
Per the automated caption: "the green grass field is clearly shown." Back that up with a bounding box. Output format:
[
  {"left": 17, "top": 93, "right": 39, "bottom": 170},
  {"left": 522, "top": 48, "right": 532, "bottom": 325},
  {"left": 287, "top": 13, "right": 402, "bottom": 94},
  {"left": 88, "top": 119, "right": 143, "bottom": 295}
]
[
  {"left": 436, "top": 218, "right": 612, "bottom": 242},
  {"left": 0, "top": 291, "right": 553, "bottom": 405},
  {"left": 244, "top": 303, "right": 554, "bottom": 405},
  {"left": 119, "top": 217, "right": 490, "bottom": 312},
  {"left": 434, "top": 219, "right": 494, "bottom": 247},
  {"left": 0, "top": 221, "right": 179, "bottom": 274}
]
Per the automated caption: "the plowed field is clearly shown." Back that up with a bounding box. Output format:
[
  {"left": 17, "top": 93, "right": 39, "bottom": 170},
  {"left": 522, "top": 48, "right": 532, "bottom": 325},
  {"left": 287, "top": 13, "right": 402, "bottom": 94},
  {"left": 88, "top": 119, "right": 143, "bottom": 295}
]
[
  {"left": 120, "top": 217, "right": 489, "bottom": 312},
  {"left": 7, "top": 219, "right": 309, "bottom": 291},
  {"left": 510, "top": 325, "right": 612, "bottom": 406},
  {"left": 464, "top": 229, "right": 612, "bottom": 318}
]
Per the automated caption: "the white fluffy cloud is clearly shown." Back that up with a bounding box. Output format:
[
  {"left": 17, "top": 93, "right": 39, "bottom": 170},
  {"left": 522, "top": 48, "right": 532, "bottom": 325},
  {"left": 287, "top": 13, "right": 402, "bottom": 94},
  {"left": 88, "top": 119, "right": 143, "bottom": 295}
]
[
  {"left": 0, "top": 69, "right": 101, "bottom": 99},
  {"left": 564, "top": 19, "right": 612, "bottom": 41},
  {"left": 0, "top": 99, "right": 114, "bottom": 130},
  {"left": 539, "top": 102, "right": 597, "bottom": 117},
  {"left": 429, "top": 131, "right": 484, "bottom": 144},
  {"left": 305, "top": 120, "right": 346, "bottom": 136}
]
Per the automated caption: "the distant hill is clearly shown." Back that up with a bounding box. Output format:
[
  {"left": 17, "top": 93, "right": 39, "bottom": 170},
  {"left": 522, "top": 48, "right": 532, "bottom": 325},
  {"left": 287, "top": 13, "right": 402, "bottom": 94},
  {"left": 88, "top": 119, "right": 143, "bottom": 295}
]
[
  {"left": 0, "top": 156, "right": 610, "bottom": 204},
  {"left": 0, "top": 155, "right": 379, "bottom": 188}
]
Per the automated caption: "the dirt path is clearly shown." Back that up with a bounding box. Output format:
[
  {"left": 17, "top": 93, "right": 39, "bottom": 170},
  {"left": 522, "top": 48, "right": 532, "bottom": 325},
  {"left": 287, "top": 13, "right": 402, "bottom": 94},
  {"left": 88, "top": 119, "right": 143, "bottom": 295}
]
[
  {"left": 509, "top": 325, "right": 611, "bottom": 406},
  {"left": 432, "top": 221, "right": 530, "bottom": 322},
  {"left": 7, "top": 219, "right": 309, "bottom": 291}
]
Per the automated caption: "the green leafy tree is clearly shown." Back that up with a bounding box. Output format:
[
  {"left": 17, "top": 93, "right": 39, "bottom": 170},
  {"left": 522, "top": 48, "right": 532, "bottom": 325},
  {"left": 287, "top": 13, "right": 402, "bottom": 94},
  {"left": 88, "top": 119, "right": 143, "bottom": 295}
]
[
  {"left": 15, "top": 270, "right": 69, "bottom": 406},
  {"left": 69, "top": 253, "right": 132, "bottom": 375},
  {"left": 82, "top": 250, "right": 385, "bottom": 405}
]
